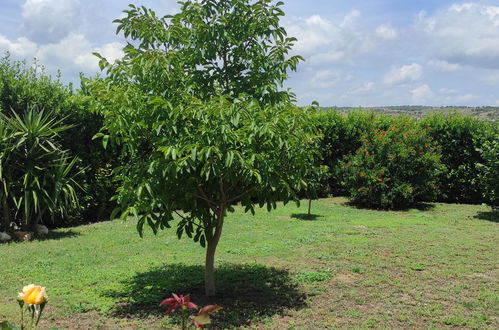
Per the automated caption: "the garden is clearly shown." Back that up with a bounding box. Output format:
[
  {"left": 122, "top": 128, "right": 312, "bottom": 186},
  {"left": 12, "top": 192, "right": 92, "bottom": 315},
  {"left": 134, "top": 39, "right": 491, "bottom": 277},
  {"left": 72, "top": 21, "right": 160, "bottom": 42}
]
[{"left": 0, "top": 0, "right": 498, "bottom": 329}]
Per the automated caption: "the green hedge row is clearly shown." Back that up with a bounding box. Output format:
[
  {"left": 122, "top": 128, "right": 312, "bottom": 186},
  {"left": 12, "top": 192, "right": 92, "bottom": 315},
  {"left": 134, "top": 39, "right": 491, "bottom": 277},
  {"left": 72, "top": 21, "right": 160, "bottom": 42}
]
[
  {"left": 314, "top": 109, "right": 498, "bottom": 207},
  {"left": 1, "top": 56, "right": 497, "bottom": 221}
]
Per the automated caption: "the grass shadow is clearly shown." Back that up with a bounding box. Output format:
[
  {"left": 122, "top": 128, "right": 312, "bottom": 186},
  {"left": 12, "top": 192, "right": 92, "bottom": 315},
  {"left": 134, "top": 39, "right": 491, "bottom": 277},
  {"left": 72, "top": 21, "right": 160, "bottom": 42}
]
[
  {"left": 410, "top": 203, "right": 436, "bottom": 211},
  {"left": 37, "top": 230, "right": 80, "bottom": 241},
  {"left": 291, "top": 213, "right": 324, "bottom": 221},
  {"left": 473, "top": 210, "right": 499, "bottom": 223},
  {"left": 102, "top": 263, "right": 306, "bottom": 328},
  {"left": 344, "top": 200, "right": 436, "bottom": 212},
  {"left": 2, "top": 230, "right": 80, "bottom": 243}
]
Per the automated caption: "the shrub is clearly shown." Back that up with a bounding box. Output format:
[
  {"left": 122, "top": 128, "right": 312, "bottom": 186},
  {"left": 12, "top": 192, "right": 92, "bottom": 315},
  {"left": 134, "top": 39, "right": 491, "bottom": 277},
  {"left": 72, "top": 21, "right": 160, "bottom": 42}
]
[
  {"left": 340, "top": 118, "right": 443, "bottom": 209},
  {"left": 421, "top": 113, "right": 497, "bottom": 204},
  {"left": 478, "top": 137, "right": 499, "bottom": 210},
  {"left": 0, "top": 109, "right": 81, "bottom": 232},
  {"left": 314, "top": 109, "right": 395, "bottom": 196}
]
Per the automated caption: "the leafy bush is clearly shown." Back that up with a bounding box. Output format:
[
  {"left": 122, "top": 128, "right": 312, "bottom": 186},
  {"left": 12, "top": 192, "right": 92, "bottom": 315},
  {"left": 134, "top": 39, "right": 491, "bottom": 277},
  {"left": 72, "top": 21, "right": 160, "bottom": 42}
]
[
  {"left": 421, "top": 113, "right": 497, "bottom": 204},
  {"left": 340, "top": 118, "right": 443, "bottom": 209},
  {"left": 314, "top": 110, "right": 395, "bottom": 196},
  {"left": 478, "top": 137, "right": 499, "bottom": 209}
]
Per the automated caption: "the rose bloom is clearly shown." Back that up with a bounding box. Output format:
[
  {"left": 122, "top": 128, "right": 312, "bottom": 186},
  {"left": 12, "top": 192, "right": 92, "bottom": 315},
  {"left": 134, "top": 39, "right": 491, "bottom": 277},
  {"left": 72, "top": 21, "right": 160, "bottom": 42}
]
[{"left": 18, "top": 285, "right": 48, "bottom": 305}]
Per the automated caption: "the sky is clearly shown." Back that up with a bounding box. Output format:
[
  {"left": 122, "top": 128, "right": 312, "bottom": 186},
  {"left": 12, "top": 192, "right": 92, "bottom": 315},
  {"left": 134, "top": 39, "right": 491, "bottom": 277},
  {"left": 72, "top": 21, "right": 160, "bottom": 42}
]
[{"left": 1, "top": 0, "right": 499, "bottom": 107}]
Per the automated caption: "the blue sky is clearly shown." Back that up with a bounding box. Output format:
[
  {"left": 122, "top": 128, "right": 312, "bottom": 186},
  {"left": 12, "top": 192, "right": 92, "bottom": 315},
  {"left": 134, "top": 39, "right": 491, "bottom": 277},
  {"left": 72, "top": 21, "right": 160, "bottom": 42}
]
[{"left": 1, "top": 0, "right": 499, "bottom": 106}]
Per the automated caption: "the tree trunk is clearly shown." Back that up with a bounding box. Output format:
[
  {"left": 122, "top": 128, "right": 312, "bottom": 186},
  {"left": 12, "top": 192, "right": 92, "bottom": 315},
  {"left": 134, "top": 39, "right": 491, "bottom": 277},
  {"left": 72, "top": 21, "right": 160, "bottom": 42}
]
[
  {"left": 1, "top": 195, "right": 10, "bottom": 232},
  {"left": 204, "top": 207, "right": 225, "bottom": 297},
  {"left": 308, "top": 199, "right": 312, "bottom": 217}
]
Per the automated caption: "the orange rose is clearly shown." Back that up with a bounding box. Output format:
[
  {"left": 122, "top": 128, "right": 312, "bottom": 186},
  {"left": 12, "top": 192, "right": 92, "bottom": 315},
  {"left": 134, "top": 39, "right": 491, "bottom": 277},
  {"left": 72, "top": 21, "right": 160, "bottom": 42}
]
[{"left": 18, "top": 285, "right": 48, "bottom": 305}]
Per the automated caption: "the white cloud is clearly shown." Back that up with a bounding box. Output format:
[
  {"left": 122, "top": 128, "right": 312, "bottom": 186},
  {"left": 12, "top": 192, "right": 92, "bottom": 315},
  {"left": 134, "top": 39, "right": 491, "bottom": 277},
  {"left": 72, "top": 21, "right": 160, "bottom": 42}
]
[
  {"left": 36, "top": 33, "right": 123, "bottom": 74},
  {"left": 0, "top": 31, "right": 124, "bottom": 79},
  {"left": 285, "top": 11, "right": 398, "bottom": 65},
  {"left": 383, "top": 63, "right": 422, "bottom": 85},
  {"left": 484, "top": 70, "right": 499, "bottom": 85},
  {"left": 375, "top": 24, "right": 397, "bottom": 40},
  {"left": 428, "top": 59, "right": 461, "bottom": 72},
  {"left": 417, "top": 3, "right": 499, "bottom": 69},
  {"left": 455, "top": 94, "right": 475, "bottom": 103},
  {"left": 35, "top": 33, "right": 96, "bottom": 73},
  {"left": 94, "top": 42, "right": 124, "bottom": 64},
  {"left": 352, "top": 82, "right": 374, "bottom": 94},
  {"left": 340, "top": 10, "right": 361, "bottom": 28},
  {"left": 411, "top": 84, "right": 433, "bottom": 103},
  {"left": 0, "top": 34, "right": 37, "bottom": 57},
  {"left": 309, "top": 70, "right": 353, "bottom": 88},
  {"left": 22, "top": 0, "right": 82, "bottom": 44},
  {"left": 285, "top": 15, "right": 336, "bottom": 54},
  {"left": 439, "top": 88, "right": 458, "bottom": 95}
]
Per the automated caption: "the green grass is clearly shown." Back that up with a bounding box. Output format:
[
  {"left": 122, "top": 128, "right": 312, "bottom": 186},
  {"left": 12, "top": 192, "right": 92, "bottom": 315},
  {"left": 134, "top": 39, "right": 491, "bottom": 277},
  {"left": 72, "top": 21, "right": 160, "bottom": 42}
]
[{"left": 0, "top": 198, "right": 498, "bottom": 329}]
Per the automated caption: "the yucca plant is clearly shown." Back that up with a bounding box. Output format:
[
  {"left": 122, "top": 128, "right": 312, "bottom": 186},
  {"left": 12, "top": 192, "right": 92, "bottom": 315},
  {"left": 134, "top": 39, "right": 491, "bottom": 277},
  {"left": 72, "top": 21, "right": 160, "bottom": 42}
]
[
  {"left": 0, "top": 120, "right": 14, "bottom": 232},
  {"left": 0, "top": 108, "right": 82, "bottom": 231},
  {"left": 49, "top": 155, "right": 82, "bottom": 221}
]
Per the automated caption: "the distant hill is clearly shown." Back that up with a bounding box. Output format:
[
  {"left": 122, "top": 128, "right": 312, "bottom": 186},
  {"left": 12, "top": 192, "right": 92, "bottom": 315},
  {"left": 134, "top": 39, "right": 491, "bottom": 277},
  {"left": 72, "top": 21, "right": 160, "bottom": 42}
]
[{"left": 321, "top": 106, "right": 499, "bottom": 122}]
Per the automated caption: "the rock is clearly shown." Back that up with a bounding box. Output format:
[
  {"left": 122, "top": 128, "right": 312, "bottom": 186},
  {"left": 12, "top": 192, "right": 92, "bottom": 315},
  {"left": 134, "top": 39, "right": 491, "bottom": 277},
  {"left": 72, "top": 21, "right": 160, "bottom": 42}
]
[
  {"left": 35, "top": 224, "right": 49, "bottom": 236},
  {"left": 14, "top": 231, "right": 33, "bottom": 241},
  {"left": 0, "top": 232, "right": 12, "bottom": 242}
]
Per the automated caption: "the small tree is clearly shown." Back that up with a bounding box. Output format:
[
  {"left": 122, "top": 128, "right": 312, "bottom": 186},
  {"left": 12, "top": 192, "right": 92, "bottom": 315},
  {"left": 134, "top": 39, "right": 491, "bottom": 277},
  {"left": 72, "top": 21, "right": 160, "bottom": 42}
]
[{"left": 90, "top": 0, "right": 313, "bottom": 296}]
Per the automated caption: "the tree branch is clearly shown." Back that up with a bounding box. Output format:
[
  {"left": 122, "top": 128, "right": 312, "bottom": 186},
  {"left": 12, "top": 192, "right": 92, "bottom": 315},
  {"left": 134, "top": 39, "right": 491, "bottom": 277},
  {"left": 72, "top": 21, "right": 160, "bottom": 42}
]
[
  {"left": 219, "top": 179, "right": 226, "bottom": 203},
  {"left": 227, "top": 186, "right": 257, "bottom": 204},
  {"left": 196, "top": 187, "right": 219, "bottom": 214}
]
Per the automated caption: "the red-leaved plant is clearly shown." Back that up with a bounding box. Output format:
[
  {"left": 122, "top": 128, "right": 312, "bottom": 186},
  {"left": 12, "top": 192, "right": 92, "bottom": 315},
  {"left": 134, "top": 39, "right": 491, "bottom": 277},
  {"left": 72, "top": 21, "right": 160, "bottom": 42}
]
[{"left": 160, "top": 293, "right": 222, "bottom": 329}]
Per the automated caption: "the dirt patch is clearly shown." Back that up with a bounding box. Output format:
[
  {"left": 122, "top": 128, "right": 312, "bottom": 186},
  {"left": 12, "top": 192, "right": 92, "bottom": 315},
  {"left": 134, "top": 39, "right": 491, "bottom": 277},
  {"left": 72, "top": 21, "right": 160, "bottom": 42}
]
[
  {"left": 334, "top": 274, "right": 357, "bottom": 284},
  {"left": 39, "top": 311, "right": 162, "bottom": 330}
]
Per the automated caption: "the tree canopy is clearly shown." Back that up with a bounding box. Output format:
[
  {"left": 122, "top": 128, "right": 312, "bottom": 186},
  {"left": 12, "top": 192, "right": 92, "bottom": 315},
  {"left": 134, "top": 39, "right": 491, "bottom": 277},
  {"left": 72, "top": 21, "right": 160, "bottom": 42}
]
[{"left": 95, "top": 0, "right": 302, "bottom": 105}]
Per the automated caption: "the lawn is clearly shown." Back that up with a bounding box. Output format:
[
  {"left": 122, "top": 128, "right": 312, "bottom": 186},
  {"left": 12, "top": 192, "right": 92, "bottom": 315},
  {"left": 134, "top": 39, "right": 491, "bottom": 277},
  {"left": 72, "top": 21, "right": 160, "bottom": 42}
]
[{"left": 0, "top": 198, "right": 497, "bottom": 329}]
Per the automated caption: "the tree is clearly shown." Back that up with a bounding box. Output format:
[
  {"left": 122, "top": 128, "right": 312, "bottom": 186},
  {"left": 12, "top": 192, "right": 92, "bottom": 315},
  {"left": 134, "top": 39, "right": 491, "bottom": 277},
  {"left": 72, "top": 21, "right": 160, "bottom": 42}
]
[{"left": 89, "top": 0, "right": 316, "bottom": 296}]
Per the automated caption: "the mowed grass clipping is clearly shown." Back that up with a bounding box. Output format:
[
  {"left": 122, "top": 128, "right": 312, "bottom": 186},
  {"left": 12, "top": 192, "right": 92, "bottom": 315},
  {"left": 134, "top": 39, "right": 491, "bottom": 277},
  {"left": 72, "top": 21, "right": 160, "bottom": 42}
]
[{"left": 0, "top": 198, "right": 497, "bottom": 329}]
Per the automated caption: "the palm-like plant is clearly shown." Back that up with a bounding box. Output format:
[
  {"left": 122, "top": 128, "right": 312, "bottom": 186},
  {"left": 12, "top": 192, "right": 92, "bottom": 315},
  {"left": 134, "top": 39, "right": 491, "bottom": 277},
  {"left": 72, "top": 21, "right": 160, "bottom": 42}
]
[
  {"left": 0, "top": 108, "right": 82, "bottom": 231},
  {"left": 0, "top": 121, "right": 14, "bottom": 232}
]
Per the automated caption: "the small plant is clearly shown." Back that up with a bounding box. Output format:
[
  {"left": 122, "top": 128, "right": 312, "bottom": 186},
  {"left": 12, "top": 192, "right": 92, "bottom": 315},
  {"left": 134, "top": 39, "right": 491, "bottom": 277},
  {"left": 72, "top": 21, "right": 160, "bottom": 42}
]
[
  {"left": 0, "top": 285, "right": 48, "bottom": 330},
  {"left": 160, "top": 293, "right": 222, "bottom": 329},
  {"left": 296, "top": 270, "right": 333, "bottom": 283},
  {"left": 410, "top": 262, "right": 427, "bottom": 271}
]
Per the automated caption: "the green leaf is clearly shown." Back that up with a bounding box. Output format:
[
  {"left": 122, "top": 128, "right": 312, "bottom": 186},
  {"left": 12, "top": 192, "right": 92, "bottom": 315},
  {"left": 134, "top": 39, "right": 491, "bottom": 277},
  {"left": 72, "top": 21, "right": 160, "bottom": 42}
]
[
  {"left": 190, "top": 147, "right": 197, "bottom": 161},
  {"left": 102, "top": 135, "right": 110, "bottom": 149},
  {"left": 0, "top": 321, "right": 20, "bottom": 330}
]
